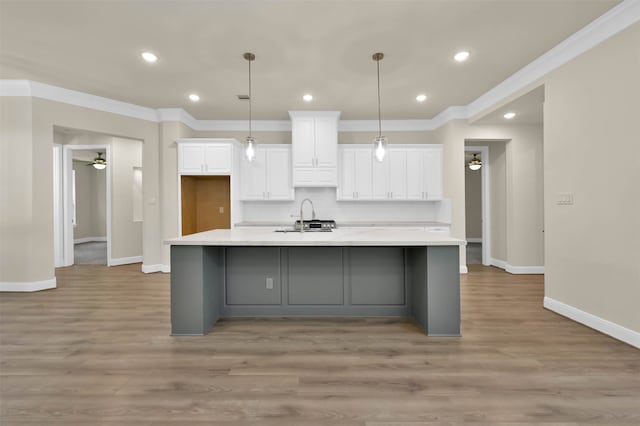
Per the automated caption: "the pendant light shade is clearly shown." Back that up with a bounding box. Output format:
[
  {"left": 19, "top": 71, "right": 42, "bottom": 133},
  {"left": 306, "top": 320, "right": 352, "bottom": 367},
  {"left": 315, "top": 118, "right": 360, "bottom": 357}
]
[
  {"left": 243, "top": 52, "right": 256, "bottom": 162},
  {"left": 468, "top": 153, "right": 482, "bottom": 170},
  {"left": 372, "top": 52, "right": 387, "bottom": 162}
]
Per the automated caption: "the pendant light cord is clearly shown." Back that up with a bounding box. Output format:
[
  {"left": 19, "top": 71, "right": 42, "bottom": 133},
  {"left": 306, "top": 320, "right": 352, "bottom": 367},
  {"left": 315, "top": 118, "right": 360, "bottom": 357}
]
[
  {"left": 248, "top": 58, "right": 252, "bottom": 138},
  {"left": 376, "top": 58, "right": 382, "bottom": 138}
]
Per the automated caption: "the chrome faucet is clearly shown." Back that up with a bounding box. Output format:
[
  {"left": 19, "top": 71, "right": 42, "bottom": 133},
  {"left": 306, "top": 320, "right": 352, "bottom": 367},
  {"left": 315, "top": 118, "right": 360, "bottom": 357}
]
[{"left": 298, "top": 198, "right": 316, "bottom": 233}]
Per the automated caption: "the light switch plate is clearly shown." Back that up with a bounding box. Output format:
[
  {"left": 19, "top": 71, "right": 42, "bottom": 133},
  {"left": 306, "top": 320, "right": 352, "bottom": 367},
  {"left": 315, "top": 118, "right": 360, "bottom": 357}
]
[
  {"left": 219, "top": 207, "right": 224, "bottom": 214},
  {"left": 556, "top": 192, "right": 574, "bottom": 205},
  {"left": 266, "top": 277, "right": 274, "bottom": 290}
]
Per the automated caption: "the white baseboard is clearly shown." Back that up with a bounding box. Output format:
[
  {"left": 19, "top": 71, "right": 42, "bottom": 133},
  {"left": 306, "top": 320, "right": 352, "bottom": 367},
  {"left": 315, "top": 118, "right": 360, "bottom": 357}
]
[
  {"left": 544, "top": 297, "right": 640, "bottom": 349},
  {"left": 0, "top": 277, "right": 57, "bottom": 292},
  {"left": 489, "top": 258, "right": 544, "bottom": 274},
  {"left": 490, "top": 258, "right": 509, "bottom": 270},
  {"left": 459, "top": 265, "right": 468, "bottom": 274},
  {"left": 74, "top": 237, "right": 107, "bottom": 244},
  {"left": 110, "top": 256, "right": 142, "bottom": 266},
  {"left": 141, "top": 263, "right": 171, "bottom": 274},
  {"left": 466, "top": 238, "right": 482, "bottom": 243}
]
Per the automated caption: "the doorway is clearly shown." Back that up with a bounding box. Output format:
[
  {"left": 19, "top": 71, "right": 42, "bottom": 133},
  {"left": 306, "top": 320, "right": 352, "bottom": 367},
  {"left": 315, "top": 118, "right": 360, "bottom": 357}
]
[
  {"left": 181, "top": 176, "right": 231, "bottom": 236},
  {"left": 71, "top": 150, "right": 108, "bottom": 264},
  {"left": 61, "top": 144, "right": 111, "bottom": 266},
  {"left": 464, "top": 145, "right": 490, "bottom": 266}
]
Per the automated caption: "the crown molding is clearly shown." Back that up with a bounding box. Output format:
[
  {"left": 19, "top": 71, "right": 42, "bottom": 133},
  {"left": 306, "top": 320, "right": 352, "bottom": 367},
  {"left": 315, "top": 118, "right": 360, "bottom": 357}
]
[
  {"left": 467, "top": 0, "right": 640, "bottom": 120},
  {"left": 1, "top": 1, "right": 637, "bottom": 131}
]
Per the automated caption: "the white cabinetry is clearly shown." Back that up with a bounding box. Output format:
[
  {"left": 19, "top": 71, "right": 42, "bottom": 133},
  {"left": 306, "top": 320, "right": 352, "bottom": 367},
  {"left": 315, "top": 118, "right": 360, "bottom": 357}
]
[
  {"left": 405, "top": 147, "right": 443, "bottom": 200},
  {"left": 340, "top": 144, "right": 443, "bottom": 201},
  {"left": 178, "top": 142, "right": 232, "bottom": 174},
  {"left": 241, "top": 145, "right": 293, "bottom": 200},
  {"left": 289, "top": 111, "right": 340, "bottom": 187},
  {"left": 371, "top": 148, "right": 406, "bottom": 200},
  {"left": 338, "top": 147, "right": 372, "bottom": 200}
]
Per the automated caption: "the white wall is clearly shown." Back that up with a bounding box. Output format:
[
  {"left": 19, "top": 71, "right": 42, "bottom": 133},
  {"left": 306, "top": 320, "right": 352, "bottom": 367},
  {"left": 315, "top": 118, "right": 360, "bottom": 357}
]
[{"left": 544, "top": 23, "right": 640, "bottom": 335}]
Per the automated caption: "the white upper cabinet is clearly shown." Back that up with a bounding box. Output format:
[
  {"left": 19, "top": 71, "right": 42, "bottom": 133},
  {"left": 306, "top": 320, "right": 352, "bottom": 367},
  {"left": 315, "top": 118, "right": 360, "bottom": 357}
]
[
  {"left": 341, "top": 144, "right": 443, "bottom": 201},
  {"left": 241, "top": 145, "right": 293, "bottom": 201},
  {"left": 289, "top": 111, "right": 340, "bottom": 187},
  {"left": 338, "top": 147, "right": 372, "bottom": 200},
  {"left": 406, "top": 147, "right": 443, "bottom": 200},
  {"left": 177, "top": 140, "right": 233, "bottom": 175}
]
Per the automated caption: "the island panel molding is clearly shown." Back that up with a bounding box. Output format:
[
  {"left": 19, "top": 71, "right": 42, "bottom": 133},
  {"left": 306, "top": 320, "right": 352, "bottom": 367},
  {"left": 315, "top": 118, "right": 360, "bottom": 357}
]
[{"left": 166, "top": 228, "right": 463, "bottom": 336}]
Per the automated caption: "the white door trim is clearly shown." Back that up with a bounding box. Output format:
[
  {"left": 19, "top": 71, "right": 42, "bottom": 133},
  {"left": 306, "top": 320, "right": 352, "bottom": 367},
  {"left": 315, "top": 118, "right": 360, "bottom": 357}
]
[
  {"left": 53, "top": 144, "right": 64, "bottom": 267},
  {"left": 464, "top": 145, "right": 491, "bottom": 266},
  {"left": 62, "top": 144, "right": 112, "bottom": 266}
]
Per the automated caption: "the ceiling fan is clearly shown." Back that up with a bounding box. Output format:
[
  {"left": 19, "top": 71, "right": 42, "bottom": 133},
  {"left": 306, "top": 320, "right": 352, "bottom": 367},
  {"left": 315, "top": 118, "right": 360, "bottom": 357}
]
[{"left": 87, "top": 152, "right": 107, "bottom": 170}]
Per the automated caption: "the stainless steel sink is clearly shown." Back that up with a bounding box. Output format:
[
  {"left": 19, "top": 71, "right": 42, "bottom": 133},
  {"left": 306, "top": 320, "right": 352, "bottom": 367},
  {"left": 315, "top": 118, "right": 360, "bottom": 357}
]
[{"left": 274, "top": 228, "right": 332, "bottom": 233}]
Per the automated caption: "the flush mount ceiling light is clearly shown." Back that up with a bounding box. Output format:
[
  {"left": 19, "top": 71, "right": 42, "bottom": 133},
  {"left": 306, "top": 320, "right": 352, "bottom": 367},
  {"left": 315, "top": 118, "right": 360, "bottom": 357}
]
[
  {"left": 416, "top": 94, "right": 427, "bottom": 102},
  {"left": 141, "top": 51, "right": 158, "bottom": 63},
  {"left": 468, "top": 153, "right": 482, "bottom": 171},
  {"left": 243, "top": 52, "right": 256, "bottom": 162},
  {"left": 504, "top": 112, "right": 516, "bottom": 119},
  {"left": 188, "top": 93, "right": 200, "bottom": 102},
  {"left": 88, "top": 152, "right": 107, "bottom": 170},
  {"left": 454, "top": 51, "right": 470, "bottom": 62},
  {"left": 303, "top": 94, "right": 313, "bottom": 102},
  {"left": 372, "top": 52, "right": 387, "bottom": 162}
]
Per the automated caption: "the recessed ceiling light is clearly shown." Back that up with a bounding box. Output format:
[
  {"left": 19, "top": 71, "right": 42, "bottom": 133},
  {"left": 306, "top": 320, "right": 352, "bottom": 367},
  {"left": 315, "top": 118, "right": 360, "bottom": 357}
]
[
  {"left": 504, "top": 112, "right": 516, "bottom": 119},
  {"left": 416, "top": 94, "right": 427, "bottom": 102},
  {"left": 454, "top": 51, "right": 470, "bottom": 62},
  {"left": 303, "top": 94, "right": 313, "bottom": 102},
  {"left": 188, "top": 93, "right": 200, "bottom": 102},
  {"left": 141, "top": 52, "right": 158, "bottom": 63}
]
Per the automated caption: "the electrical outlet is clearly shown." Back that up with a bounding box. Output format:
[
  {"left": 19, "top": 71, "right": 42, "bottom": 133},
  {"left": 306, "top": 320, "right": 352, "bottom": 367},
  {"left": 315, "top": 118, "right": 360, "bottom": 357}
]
[{"left": 266, "top": 277, "right": 273, "bottom": 290}]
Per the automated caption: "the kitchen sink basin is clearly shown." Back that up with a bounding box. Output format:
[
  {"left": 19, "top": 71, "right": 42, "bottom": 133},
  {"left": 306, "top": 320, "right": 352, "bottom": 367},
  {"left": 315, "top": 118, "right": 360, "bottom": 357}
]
[{"left": 274, "top": 228, "right": 332, "bottom": 233}]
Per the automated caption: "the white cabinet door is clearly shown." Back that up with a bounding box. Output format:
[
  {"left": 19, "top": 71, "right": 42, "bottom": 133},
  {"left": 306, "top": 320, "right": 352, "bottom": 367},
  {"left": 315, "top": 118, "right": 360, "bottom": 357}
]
[
  {"left": 290, "top": 112, "right": 339, "bottom": 186},
  {"left": 372, "top": 156, "right": 390, "bottom": 200},
  {"left": 339, "top": 149, "right": 356, "bottom": 200},
  {"left": 291, "top": 117, "right": 315, "bottom": 168},
  {"left": 314, "top": 116, "right": 338, "bottom": 168},
  {"left": 204, "top": 144, "right": 232, "bottom": 173},
  {"left": 266, "top": 148, "right": 293, "bottom": 200},
  {"left": 353, "top": 148, "right": 372, "bottom": 199},
  {"left": 179, "top": 144, "right": 205, "bottom": 173},
  {"left": 406, "top": 149, "right": 425, "bottom": 200},
  {"left": 423, "top": 148, "right": 443, "bottom": 200},
  {"left": 388, "top": 149, "right": 407, "bottom": 199},
  {"left": 241, "top": 150, "right": 267, "bottom": 200}
]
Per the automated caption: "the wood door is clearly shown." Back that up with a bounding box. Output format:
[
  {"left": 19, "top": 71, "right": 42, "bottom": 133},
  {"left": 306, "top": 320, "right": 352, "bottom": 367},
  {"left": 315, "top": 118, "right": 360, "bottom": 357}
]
[{"left": 181, "top": 175, "right": 230, "bottom": 236}]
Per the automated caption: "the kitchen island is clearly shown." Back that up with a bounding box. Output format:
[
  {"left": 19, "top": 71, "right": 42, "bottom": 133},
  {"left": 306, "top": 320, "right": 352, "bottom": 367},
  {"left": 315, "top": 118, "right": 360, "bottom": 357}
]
[{"left": 165, "top": 228, "right": 464, "bottom": 336}]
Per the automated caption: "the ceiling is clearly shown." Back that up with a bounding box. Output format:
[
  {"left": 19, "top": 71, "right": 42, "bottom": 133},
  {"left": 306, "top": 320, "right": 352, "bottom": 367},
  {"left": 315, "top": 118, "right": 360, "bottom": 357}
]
[{"left": 0, "top": 0, "right": 620, "bottom": 120}]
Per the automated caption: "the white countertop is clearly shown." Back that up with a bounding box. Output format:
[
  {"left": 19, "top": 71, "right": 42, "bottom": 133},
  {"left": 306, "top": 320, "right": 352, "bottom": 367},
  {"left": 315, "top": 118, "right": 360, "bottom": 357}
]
[
  {"left": 234, "top": 221, "right": 450, "bottom": 228},
  {"left": 165, "top": 228, "right": 464, "bottom": 247}
]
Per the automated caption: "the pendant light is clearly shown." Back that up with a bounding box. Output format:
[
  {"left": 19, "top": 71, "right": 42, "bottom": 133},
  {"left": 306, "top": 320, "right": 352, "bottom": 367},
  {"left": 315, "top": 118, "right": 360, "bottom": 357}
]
[
  {"left": 372, "top": 52, "right": 387, "bottom": 162},
  {"left": 243, "top": 52, "right": 256, "bottom": 162},
  {"left": 468, "top": 153, "right": 482, "bottom": 170}
]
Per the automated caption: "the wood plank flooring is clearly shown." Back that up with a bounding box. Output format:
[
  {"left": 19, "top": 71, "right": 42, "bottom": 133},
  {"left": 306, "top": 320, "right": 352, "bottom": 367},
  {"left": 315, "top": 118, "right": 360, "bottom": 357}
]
[{"left": 1, "top": 264, "right": 638, "bottom": 425}]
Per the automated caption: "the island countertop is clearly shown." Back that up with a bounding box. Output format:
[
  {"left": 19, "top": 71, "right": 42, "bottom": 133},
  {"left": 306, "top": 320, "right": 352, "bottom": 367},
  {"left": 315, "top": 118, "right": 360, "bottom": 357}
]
[{"left": 164, "top": 228, "right": 465, "bottom": 247}]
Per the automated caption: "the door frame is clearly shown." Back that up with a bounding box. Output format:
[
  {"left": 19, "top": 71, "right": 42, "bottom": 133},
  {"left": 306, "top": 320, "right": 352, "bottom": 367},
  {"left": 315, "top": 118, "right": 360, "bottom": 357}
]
[
  {"left": 464, "top": 145, "right": 491, "bottom": 266},
  {"left": 60, "top": 144, "right": 112, "bottom": 266}
]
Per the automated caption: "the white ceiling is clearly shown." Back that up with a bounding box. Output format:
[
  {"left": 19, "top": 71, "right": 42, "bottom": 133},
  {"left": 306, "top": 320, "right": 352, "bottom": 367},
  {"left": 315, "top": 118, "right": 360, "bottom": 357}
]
[{"left": 0, "top": 0, "right": 620, "bottom": 120}]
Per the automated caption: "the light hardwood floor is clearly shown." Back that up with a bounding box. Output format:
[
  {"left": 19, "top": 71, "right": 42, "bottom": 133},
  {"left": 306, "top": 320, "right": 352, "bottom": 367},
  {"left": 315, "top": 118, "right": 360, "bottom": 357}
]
[{"left": 1, "top": 264, "right": 638, "bottom": 425}]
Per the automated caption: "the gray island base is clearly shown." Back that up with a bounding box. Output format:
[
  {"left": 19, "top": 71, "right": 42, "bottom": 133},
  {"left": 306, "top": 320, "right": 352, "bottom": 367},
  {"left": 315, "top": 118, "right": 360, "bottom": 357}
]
[{"left": 167, "top": 229, "right": 462, "bottom": 337}]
